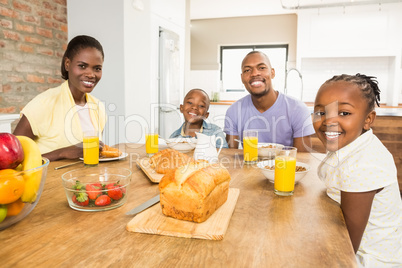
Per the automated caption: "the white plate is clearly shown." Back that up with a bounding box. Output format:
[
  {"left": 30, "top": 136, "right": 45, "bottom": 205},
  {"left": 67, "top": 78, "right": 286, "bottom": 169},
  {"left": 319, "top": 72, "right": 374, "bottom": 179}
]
[{"left": 80, "top": 152, "right": 128, "bottom": 162}]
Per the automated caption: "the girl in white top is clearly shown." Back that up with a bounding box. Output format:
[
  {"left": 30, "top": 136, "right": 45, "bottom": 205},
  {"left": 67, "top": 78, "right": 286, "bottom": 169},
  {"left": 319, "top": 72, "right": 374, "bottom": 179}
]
[{"left": 313, "top": 74, "right": 402, "bottom": 267}]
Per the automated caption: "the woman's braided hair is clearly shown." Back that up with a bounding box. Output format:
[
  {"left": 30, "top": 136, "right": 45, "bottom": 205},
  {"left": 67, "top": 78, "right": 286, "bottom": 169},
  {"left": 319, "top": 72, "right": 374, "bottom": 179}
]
[{"left": 323, "top": 73, "right": 381, "bottom": 111}]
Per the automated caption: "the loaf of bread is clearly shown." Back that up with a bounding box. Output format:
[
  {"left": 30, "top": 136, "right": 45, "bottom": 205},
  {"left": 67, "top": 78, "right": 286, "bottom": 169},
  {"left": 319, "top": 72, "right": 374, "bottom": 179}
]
[
  {"left": 100, "top": 145, "right": 122, "bottom": 158},
  {"left": 149, "top": 148, "right": 191, "bottom": 174},
  {"left": 159, "top": 161, "right": 231, "bottom": 223}
]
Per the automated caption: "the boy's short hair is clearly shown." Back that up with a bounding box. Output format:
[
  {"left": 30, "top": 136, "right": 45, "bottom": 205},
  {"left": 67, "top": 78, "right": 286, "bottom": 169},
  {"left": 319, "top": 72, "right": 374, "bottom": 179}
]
[{"left": 185, "top": 88, "right": 210, "bottom": 102}]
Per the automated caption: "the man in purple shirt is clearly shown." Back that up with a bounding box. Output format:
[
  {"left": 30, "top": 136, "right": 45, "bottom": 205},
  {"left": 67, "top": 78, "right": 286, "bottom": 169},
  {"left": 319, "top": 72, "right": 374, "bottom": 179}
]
[{"left": 224, "top": 51, "right": 315, "bottom": 152}]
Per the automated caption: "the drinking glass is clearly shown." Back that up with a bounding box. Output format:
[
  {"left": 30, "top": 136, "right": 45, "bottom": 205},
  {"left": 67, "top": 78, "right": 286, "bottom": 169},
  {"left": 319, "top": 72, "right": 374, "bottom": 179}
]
[
  {"left": 83, "top": 130, "right": 99, "bottom": 167},
  {"left": 146, "top": 128, "right": 159, "bottom": 157},
  {"left": 274, "top": 146, "right": 297, "bottom": 196},
  {"left": 243, "top": 130, "right": 258, "bottom": 164}
]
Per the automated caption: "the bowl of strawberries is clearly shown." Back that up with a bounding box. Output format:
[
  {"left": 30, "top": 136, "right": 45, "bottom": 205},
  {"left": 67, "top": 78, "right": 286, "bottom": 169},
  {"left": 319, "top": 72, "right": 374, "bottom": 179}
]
[{"left": 61, "top": 167, "right": 132, "bottom": 212}]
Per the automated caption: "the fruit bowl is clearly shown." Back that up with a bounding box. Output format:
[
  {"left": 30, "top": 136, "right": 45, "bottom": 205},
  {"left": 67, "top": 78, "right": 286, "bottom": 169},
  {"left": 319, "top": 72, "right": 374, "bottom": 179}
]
[
  {"left": 0, "top": 157, "right": 50, "bottom": 231},
  {"left": 257, "top": 160, "right": 310, "bottom": 184},
  {"left": 61, "top": 167, "right": 132, "bottom": 212}
]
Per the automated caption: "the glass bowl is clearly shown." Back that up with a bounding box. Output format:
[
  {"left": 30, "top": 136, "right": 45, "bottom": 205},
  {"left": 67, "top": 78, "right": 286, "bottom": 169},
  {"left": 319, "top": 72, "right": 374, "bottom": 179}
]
[
  {"left": 61, "top": 166, "right": 132, "bottom": 212},
  {"left": 257, "top": 160, "right": 310, "bottom": 184},
  {"left": 0, "top": 157, "right": 50, "bottom": 231}
]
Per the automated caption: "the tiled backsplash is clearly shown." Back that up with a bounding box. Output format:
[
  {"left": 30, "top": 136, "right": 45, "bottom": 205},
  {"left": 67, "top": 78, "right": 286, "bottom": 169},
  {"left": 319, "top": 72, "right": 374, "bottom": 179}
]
[
  {"left": 190, "top": 56, "right": 398, "bottom": 105},
  {"left": 301, "top": 57, "right": 393, "bottom": 103}
]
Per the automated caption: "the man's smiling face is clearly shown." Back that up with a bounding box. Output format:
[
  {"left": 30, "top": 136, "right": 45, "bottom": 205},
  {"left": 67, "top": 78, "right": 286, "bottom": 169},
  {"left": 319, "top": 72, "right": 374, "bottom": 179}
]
[{"left": 241, "top": 52, "right": 275, "bottom": 98}]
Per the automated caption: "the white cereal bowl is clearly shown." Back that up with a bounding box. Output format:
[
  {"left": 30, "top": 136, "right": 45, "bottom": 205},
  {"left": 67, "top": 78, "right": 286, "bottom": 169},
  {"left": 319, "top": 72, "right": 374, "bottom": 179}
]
[
  {"left": 258, "top": 143, "right": 284, "bottom": 159},
  {"left": 165, "top": 137, "right": 197, "bottom": 153},
  {"left": 257, "top": 160, "right": 310, "bottom": 184}
]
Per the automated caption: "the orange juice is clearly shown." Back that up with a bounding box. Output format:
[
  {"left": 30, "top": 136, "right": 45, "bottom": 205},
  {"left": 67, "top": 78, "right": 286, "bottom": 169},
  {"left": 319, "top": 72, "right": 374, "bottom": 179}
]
[
  {"left": 243, "top": 136, "right": 258, "bottom": 163},
  {"left": 146, "top": 133, "right": 158, "bottom": 155},
  {"left": 83, "top": 136, "right": 99, "bottom": 166},
  {"left": 274, "top": 156, "right": 296, "bottom": 193}
]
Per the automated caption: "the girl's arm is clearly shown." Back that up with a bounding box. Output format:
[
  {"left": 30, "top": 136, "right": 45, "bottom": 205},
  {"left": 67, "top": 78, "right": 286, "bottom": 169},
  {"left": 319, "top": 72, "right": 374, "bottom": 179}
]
[{"left": 340, "top": 190, "right": 377, "bottom": 253}]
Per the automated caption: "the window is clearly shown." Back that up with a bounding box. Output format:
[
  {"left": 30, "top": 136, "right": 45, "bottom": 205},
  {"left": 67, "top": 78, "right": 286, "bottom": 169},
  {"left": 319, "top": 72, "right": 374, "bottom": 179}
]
[{"left": 220, "top": 45, "right": 288, "bottom": 93}]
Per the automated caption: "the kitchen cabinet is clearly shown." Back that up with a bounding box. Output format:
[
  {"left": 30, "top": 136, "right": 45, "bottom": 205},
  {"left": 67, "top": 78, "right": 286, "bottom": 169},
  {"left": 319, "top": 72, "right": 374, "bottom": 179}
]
[
  {"left": 371, "top": 116, "right": 402, "bottom": 193},
  {"left": 296, "top": 4, "right": 402, "bottom": 105},
  {"left": 208, "top": 102, "right": 231, "bottom": 130}
]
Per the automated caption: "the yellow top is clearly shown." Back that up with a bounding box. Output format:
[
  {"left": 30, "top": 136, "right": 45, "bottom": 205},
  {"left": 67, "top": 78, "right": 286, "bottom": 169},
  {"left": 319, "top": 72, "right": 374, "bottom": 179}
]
[{"left": 21, "top": 80, "right": 106, "bottom": 154}]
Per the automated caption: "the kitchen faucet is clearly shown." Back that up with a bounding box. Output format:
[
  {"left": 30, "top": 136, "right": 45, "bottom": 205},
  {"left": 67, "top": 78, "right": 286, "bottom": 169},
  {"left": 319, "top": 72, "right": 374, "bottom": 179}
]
[{"left": 284, "top": 68, "right": 304, "bottom": 100}]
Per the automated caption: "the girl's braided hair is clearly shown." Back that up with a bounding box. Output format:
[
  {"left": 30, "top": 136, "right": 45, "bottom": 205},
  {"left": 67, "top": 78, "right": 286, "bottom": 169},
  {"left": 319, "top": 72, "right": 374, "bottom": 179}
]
[{"left": 323, "top": 73, "right": 381, "bottom": 111}]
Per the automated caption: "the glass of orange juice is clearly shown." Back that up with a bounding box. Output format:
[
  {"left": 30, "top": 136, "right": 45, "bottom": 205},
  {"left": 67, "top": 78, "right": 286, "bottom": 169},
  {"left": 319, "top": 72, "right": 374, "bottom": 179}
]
[
  {"left": 146, "top": 128, "right": 158, "bottom": 157},
  {"left": 83, "top": 130, "right": 99, "bottom": 167},
  {"left": 274, "top": 146, "right": 297, "bottom": 196},
  {"left": 243, "top": 130, "right": 258, "bottom": 164}
]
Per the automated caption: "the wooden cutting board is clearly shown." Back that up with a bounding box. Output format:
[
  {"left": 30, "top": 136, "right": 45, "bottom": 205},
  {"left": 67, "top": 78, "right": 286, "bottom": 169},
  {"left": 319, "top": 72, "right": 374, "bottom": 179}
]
[
  {"left": 126, "top": 188, "right": 240, "bottom": 240},
  {"left": 136, "top": 157, "right": 164, "bottom": 183}
]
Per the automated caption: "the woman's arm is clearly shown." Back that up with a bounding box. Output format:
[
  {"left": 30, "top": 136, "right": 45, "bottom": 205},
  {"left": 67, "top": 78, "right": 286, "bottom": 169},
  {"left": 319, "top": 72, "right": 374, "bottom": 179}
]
[
  {"left": 340, "top": 190, "right": 377, "bottom": 253},
  {"left": 13, "top": 115, "right": 35, "bottom": 139},
  {"left": 13, "top": 114, "right": 103, "bottom": 161},
  {"left": 42, "top": 144, "right": 83, "bottom": 161}
]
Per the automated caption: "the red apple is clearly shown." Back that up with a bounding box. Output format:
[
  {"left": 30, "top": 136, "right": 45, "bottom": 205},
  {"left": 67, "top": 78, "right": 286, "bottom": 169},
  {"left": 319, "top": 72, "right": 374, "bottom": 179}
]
[{"left": 0, "top": 133, "right": 25, "bottom": 170}]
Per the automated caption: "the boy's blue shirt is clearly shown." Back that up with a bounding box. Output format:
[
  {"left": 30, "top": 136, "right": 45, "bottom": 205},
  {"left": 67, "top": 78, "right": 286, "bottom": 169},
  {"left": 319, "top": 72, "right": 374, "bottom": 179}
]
[{"left": 169, "top": 120, "right": 229, "bottom": 148}]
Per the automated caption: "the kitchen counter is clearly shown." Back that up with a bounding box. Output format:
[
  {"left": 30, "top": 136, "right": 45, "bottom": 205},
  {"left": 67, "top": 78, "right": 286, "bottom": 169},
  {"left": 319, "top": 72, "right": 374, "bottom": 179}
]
[
  {"left": 210, "top": 101, "right": 402, "bottom": 116},
  {"left": 0, "top": 114, "right": 19, "bottom": 133},
  {"left": 0, "top": 146, "right": 357, "bottom": 267}
]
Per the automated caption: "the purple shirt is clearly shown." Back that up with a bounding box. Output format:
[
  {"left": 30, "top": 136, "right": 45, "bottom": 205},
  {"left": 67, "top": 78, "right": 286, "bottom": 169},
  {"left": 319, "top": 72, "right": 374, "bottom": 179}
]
[{"left": 224, "top": 92, "right": 315, "bottom": 146}]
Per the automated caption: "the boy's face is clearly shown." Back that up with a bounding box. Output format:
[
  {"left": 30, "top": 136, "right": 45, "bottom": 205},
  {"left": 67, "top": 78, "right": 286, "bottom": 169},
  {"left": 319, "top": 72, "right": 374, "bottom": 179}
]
[
  {"left": 180, "top": 90, "right": 209, "bottom": 124},
  {"left": 313, "top": 81, "right": 375, "bottom": 152}
]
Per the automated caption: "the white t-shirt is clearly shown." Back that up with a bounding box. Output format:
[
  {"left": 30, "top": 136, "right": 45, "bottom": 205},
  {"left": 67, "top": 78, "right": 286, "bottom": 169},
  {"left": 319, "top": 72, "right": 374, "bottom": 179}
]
[
  {"left": 75, "top": 103, "right": 95, "bottom": 134},
  {"left": 318, "top": 129, "right": 402, "bottom": 267}
]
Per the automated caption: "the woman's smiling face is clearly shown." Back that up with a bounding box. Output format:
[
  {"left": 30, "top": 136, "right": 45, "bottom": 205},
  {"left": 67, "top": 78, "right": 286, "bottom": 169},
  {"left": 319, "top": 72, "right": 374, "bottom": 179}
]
[
  {"left": 313, "top": 81, "right": 376, "bottom": 152},
  {"left": 64, "top": 47, "right": 103, "bottom": 97}
]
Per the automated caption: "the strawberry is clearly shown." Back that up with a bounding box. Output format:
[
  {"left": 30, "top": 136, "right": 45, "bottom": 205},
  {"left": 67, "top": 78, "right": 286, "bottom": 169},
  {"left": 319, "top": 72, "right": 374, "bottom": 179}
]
[
  {"left": 106, "top": 183, "right": 123, "bottom": 200},
  {"left": 72, "top": 193, "right": 89, "bottom": 206},
  {"left": 86, "top": 183, "right": 102, "bottom": 200},
  {"left": 95, "top": 195, "right": 111, "bottom": 206}
]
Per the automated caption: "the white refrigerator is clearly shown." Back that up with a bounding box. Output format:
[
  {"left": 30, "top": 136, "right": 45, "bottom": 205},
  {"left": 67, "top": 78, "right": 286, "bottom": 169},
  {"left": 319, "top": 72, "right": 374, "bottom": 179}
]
[{"left": 158, "top": 27, "right": 182, "bottom": 139}]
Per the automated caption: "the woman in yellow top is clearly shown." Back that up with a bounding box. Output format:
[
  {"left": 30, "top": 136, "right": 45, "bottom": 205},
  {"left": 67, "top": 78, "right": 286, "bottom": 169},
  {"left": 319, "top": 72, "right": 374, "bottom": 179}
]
[{"left": 14, "top": 35, "right": 106, "bottom": 161}]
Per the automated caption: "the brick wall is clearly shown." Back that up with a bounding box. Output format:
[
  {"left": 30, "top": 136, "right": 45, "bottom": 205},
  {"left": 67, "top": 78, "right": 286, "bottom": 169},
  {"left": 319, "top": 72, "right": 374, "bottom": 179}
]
[{"left": 0, "top": 0, "right": 67, "bottom": 123}]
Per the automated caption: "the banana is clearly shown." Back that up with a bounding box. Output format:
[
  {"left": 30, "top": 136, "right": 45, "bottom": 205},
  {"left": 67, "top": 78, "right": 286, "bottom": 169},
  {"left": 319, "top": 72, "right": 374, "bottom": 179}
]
[{"left": 16, "top": 136, "right": 43, "bottom": 203}]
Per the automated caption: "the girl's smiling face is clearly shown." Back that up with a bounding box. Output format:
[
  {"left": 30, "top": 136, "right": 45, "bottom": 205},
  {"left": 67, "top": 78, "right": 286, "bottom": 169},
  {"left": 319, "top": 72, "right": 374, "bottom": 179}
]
[
  {"left": 313, "top": 81, "right": 376, "bottom": 152},
  {"left": 64, "top": 47, "right": 103, "bottom": 100}
]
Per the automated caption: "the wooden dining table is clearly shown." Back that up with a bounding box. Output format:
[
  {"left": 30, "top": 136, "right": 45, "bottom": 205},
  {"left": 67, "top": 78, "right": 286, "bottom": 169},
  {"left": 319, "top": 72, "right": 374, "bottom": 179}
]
[{"left": 0, "top": 144, "right": 357, "bottom": 267}]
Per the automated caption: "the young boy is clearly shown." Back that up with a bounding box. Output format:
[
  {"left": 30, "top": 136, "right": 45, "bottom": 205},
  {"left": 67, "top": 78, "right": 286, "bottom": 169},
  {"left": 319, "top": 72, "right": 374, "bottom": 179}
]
[{"left": 170, "top": 88, "right": 228, "bottom": 148}]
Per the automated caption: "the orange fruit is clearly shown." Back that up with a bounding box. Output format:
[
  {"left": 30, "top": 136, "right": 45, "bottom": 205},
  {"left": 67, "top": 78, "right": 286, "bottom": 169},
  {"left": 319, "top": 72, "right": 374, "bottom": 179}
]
[
  {"left": 0, "top": 169, "right": 25, "bottom": 204},
  {"left": 6, "top": 198, "right": 25, "bottom": 216}
]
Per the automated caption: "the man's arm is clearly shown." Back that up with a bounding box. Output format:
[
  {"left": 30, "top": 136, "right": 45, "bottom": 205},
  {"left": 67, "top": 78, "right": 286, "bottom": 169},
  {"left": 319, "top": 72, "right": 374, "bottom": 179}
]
[
  {"left": 293, "top": 135, "right": 312, "bottom": 152},
  {"left": 226, "top": 134, "right": 239, "bottom": 149}
]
